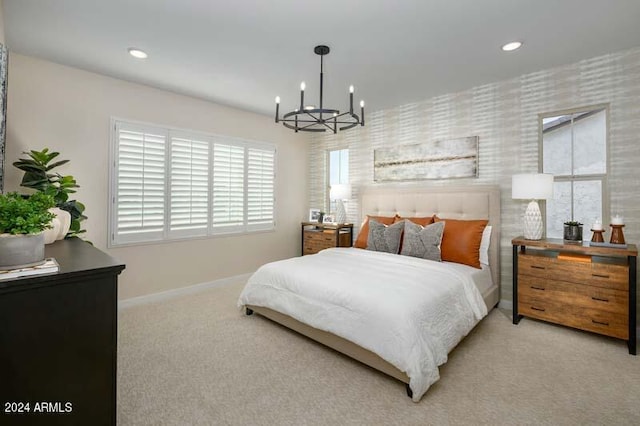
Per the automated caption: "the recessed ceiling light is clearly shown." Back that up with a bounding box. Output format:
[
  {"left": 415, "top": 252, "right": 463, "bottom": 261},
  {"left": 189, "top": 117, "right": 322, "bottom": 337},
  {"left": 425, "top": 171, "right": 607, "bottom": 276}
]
[
  {"left": 502, "top": 41, "right": 522, "bottom": 52},
  {"left": 128, "top": 48, "right": 148, "bottom": 59}
]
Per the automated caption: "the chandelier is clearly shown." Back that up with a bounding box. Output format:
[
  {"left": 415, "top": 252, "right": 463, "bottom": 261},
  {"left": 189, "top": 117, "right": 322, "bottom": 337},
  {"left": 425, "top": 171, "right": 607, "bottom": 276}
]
[{"left": 275, "top": 45, "right": 365, "bottom": 133}]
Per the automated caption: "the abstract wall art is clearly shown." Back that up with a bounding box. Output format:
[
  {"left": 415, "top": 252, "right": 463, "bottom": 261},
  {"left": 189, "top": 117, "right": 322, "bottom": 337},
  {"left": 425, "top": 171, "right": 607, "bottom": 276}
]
[{"left": 373, "top": 136, "right": 478, "bottom": 182}]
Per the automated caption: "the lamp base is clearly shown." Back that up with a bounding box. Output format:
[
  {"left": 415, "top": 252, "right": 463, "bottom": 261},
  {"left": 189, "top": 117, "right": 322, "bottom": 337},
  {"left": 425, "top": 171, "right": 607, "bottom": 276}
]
[
  {"left": 335, "top": 200, "right": 347, "bottom": 224},
  {"left": 523, "top": 200, "right": 543, "bottom": 240}
]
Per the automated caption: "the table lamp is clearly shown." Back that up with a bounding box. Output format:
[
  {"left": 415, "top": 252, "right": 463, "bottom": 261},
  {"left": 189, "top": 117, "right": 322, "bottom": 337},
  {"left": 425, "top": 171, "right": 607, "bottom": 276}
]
[
  {"left": 330, "top": 184, "right": 352, "bottom": 224},
  {"left": 512, "top": 173, "right": 554, "bottom": 240}
]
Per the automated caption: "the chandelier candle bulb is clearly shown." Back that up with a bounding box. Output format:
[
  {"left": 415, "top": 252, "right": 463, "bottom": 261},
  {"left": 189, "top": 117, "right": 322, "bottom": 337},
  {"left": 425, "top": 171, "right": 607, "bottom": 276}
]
[
  {"left": 349, "top": 86, "right": 354, "bottom": 113},
  {"left": 360, "top": 100, "right": 365, "bottom": 126},
  {"left": 299, "top": 82, "right": 305, "bottom": 111},
  {"left": 275, "top": 96, "right": 280, "bottom": 122}
]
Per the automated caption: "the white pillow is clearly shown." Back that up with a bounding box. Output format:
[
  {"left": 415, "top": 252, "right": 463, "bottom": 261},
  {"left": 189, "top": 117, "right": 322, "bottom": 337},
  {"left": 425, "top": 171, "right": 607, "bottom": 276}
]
[{"left": 479, "top": 225, "right": 492, "bottom": 265}]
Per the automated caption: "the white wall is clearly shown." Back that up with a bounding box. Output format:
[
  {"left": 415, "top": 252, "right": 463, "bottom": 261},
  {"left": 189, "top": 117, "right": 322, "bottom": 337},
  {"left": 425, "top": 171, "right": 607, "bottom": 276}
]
[
  {"left": 308, "top": 47, "right": 640, "bottom": 312},
  {"left": 5, "top": 53, "right": 309, "bottom": 299}
]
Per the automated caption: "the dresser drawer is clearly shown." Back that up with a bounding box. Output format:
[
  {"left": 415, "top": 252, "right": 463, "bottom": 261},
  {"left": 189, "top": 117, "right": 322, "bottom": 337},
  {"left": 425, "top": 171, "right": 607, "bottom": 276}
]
[
  {"left": 518, "top": 294, "right": 628, "bottom": 340},
  {"left": 518, "top": 275, "right": 628, "bottom": 315},
  {"left": 518, "top": 253, "right": 628, "bottom": 291}
]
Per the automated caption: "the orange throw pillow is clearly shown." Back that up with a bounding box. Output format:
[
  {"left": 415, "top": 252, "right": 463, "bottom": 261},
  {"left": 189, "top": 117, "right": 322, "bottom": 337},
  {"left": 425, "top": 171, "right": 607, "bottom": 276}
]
[
  {"left": 354, "top": 215, "right": 397, "bottom": 248},
  {"left": 433, "top": 217, "right": 488, "bottom": 268},
  {"left": 394, "top": 216, "right": 435, "bottom": 226}
]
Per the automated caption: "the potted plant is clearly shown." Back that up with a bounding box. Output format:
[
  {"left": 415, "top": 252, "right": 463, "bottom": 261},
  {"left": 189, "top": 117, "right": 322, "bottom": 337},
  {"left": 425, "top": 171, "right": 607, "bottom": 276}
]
[
  {"left": 13, "top": 148, "right": 87, "bottom": 238},
  {"left": 563, "top": 220, "right": 583, "bottom": 243},
  {"left": 0, "top": 192, "right": 55, "bottom": 268}
]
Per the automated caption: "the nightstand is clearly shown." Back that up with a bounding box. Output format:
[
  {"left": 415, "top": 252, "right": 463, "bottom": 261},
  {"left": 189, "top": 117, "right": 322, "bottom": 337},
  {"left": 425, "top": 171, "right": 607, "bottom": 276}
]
[
  {"left": 512, "top": 237, "right": 637, "bottom": 355},
  {"left": 301, "top": 222, "right": 353, "bottom": 255}
]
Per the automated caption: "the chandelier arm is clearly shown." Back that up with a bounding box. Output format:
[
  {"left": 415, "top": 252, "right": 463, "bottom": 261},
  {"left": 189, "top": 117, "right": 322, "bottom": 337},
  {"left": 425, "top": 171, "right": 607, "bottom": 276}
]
[
  {"left": 280, "top": 117, "right": 330, "bottom": 124},
  {"left": 281, "top": 121, "right": 326, "bottom": 132},
  {"left": 298, "top": 119, "right": 334, "bottom": 132}
]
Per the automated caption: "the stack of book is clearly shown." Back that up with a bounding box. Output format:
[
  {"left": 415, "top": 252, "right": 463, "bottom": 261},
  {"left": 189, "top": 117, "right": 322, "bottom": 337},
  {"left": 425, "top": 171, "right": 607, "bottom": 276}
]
[{"left": 0, "top": 258, "right": 59, "bottom": 280}]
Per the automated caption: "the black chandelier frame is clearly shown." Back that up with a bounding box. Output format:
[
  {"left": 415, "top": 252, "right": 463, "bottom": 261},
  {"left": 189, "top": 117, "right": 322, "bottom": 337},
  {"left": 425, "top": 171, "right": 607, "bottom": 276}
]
[{"left": 275, "top": 45, "right": 364, "bottom": 133}]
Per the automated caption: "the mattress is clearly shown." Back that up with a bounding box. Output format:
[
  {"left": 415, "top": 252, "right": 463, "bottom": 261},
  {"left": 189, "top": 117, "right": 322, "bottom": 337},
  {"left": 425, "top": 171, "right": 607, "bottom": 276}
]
[{"left": 443, "top": 261, "right": 494, "bottom": 303}]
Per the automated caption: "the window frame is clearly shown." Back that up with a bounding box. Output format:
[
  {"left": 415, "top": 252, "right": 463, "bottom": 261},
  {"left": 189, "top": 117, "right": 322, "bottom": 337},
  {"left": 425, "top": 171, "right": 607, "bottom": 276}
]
[
  {"left": 326, "top": 148, "right": 349, "bottom": 212},
  {"left": 538, "top": 104, "right": 609, "bottom": 238},
  {"left": 109, "top": 118, "right": 276, "bottom": 248}
]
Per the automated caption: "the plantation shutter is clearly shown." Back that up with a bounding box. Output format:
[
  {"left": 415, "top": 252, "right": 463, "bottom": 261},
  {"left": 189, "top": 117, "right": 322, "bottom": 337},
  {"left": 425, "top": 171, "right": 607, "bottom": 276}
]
[
  {"left": 211, "top": 141, "right": 245, "bottom": 233},
  {"left": 113, "top": 122, "right": 167, "bottom": 245},
  {"left": 247, "top": 146, "right": 275, "bottom": 231},
  {"left": 169, "top": 133, "right": 210, "bottom": 238}
]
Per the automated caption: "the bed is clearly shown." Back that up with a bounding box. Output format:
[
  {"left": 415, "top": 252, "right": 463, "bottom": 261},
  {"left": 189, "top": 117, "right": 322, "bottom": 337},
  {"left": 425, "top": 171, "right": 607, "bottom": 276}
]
[{"left": 238, "top": 185, "right": 501, "bottom": 401}]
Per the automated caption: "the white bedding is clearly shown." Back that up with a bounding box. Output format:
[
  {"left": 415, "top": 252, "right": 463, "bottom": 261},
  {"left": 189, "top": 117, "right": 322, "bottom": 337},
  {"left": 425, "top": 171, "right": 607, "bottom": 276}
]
[{"left": 237, "top": 247, "right": 488, "bottom": 401}]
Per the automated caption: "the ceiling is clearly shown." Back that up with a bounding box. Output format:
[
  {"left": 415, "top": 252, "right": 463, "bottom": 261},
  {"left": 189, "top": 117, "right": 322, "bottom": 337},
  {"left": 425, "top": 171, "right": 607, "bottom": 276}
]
[{"left": 5, "top": 0, "right": 640, "bottom": 117}]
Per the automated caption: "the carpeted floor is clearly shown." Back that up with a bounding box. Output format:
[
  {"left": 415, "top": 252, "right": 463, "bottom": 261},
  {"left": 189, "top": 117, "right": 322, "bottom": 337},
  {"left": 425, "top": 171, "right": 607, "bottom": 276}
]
[{"left": 117, "top": 281, "right": 639, "bottom": 425}]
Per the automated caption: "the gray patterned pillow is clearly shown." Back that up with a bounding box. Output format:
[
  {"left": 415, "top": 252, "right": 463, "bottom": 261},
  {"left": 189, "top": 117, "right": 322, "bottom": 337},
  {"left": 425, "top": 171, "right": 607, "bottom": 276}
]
[
  {"left": 366, "top": 218, "right": 404, "bottom": 254},
  {"left": 400, "top": 220, "right": 444, "bottom": 261}
]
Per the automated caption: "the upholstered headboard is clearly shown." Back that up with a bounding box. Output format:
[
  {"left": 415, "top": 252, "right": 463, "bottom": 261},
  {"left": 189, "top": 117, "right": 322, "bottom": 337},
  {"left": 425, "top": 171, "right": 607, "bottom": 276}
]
[{"left": 359, "top": 185, "right": 501, "bottom": 292}]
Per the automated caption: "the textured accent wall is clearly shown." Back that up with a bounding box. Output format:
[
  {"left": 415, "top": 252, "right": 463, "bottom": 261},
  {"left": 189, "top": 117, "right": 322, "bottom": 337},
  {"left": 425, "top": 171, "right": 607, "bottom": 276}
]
[{"left": 308, "top": 47, "right": 640, "bottom": 308}]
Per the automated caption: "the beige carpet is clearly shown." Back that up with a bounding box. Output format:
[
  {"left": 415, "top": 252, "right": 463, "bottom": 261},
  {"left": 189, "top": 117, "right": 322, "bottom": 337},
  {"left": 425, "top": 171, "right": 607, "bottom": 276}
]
[{"left": 118, "top": 281, "right": 640, "bottom": 425}]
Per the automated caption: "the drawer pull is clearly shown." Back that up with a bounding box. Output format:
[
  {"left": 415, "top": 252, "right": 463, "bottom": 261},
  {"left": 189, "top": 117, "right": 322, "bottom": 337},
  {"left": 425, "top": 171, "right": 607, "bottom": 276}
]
[
  {"left": 530, "top": 265, "right": 546, "bottom": 270},
  {"left": 592, "top": 273, "right": 610, "bottom": 279},
  {"left": 530, "top": 286, "right": 545, "bottom": 291},
  {"left": 591, "top": 296, "right": 609, "bottom": 302},
  {"left": 531, "top": 306, "right": 546, "bottom": 312},
  {"left": 591, "top": 319, "right": 609, "bottom": 326}
]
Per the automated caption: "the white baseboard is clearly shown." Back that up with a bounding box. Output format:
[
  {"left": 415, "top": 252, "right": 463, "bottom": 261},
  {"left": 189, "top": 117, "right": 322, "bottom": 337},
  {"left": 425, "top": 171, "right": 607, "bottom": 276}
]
[
  {"left": 498, "top": 299, "right": 512, "bottom": 311},
  {"left": 118, "top": 272, "right": 253, "bottom": 310}
]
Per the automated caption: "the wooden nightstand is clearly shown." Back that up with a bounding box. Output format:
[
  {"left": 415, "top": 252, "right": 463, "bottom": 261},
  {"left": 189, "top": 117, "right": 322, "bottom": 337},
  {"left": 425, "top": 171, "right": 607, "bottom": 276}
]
[
  {"left": 301, "top": 222, "right": 353, "bottom": 256},
  {"left": 512, "top": 237, "right": 637, "bottom": 355}
]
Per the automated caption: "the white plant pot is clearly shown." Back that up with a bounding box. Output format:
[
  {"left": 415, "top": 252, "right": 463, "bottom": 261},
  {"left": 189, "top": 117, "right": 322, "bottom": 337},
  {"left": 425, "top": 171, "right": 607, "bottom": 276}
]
[
  {"left": 43, "top": 217, "right": 61, "bottom": 244},
  {"left": 49, "top": 207, "right": 71, "bottom": 240}
]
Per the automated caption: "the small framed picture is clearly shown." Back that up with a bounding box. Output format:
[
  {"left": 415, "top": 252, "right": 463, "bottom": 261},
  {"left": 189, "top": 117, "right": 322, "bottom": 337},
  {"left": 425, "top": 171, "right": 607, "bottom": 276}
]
[
  {"left": 323, "top": 215, "right": 335, "bottom": 224},
  {"left": 309, "top": 208, "right": 321, "bottom": 222}
]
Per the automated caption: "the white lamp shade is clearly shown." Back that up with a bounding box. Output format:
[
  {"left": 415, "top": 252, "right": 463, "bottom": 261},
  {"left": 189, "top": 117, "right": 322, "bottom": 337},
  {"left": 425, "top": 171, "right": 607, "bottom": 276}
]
[
  {"left": 330, "top": 184, "right": 352, "bottom": 200},
  {"left": 512, "top": 174, "right": 554, "bottom": 200}
]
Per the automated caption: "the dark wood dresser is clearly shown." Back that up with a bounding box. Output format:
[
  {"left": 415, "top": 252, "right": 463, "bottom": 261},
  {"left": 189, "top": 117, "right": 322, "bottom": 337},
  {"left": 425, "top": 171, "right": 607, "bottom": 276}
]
[
  {"left": 0, "top": 239, "right": 125, "bottom": 425},
  {"left": 512, "top": 237, "right": 636, "bottom": 355}
]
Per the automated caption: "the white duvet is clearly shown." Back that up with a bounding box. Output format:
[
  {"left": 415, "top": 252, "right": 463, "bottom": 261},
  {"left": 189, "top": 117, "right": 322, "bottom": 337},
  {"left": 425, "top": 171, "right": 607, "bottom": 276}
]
[{"left": 237, "top": 247, "right": 488, "bottom": 401}]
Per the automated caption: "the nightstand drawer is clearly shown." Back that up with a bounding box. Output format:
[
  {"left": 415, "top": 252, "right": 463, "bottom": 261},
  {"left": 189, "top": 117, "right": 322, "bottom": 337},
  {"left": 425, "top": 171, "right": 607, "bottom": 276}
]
[
  {"left": 518, "top": 275, "right": 628, "bottom": 315},
  {"left": 304, "top": 231, "right": 335, "bottom": 243}
]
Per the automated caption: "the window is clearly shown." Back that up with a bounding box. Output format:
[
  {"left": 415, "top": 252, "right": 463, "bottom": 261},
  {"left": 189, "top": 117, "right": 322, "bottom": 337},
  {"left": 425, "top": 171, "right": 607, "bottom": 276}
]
[
  {"left": 327, "top": 148, "right": 349, "bottom": 211},
  {"left": 541, "top": 106, "right": 607, "bottom": 239},
  {"left": 110, "top": 119, "right": 276, "bottom": 246}
]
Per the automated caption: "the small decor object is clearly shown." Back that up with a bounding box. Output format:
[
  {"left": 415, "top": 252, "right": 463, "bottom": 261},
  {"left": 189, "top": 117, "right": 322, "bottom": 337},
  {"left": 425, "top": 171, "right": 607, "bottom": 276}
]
[
  {"left": 590, "top": 230, "right": 605, "bottom": 243},
  {"left": 611, "top": 214, "right": 624, "bottom": 225},
  {"left": 330, "top": 183, "right": 352, "bottom": 224},
  {"left": 563, "top": 221, "right": 583, "bottom": 243},
  {"left": 0, "top": 192, "right": 55, "bottom": 268},
  {"left": 374, "top": 136, "right": 478, "bottom": 181},
  {"left": 308, "top": 208, "right": 321, "bottom": 223},
  {"left": 0, "top": 258, "right": 59, "bottom": 280},
  {"left": 512, "top": 173, "right": 554, "bottom": 240},
  {"left": 610, "top": 224, "right": 625, "bottom": 245},
  {"left": 323, "top": 215, "right": 335, "bottom": 224},
  {"left": 275, "top": 45, "right": 364, "bottom": 133}
]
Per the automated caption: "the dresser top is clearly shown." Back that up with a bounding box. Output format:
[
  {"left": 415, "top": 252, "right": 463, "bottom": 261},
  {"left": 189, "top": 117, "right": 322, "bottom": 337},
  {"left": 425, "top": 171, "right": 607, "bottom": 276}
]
[{"left": 512, "top": 236, "right": 638, "bottom": 256}]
